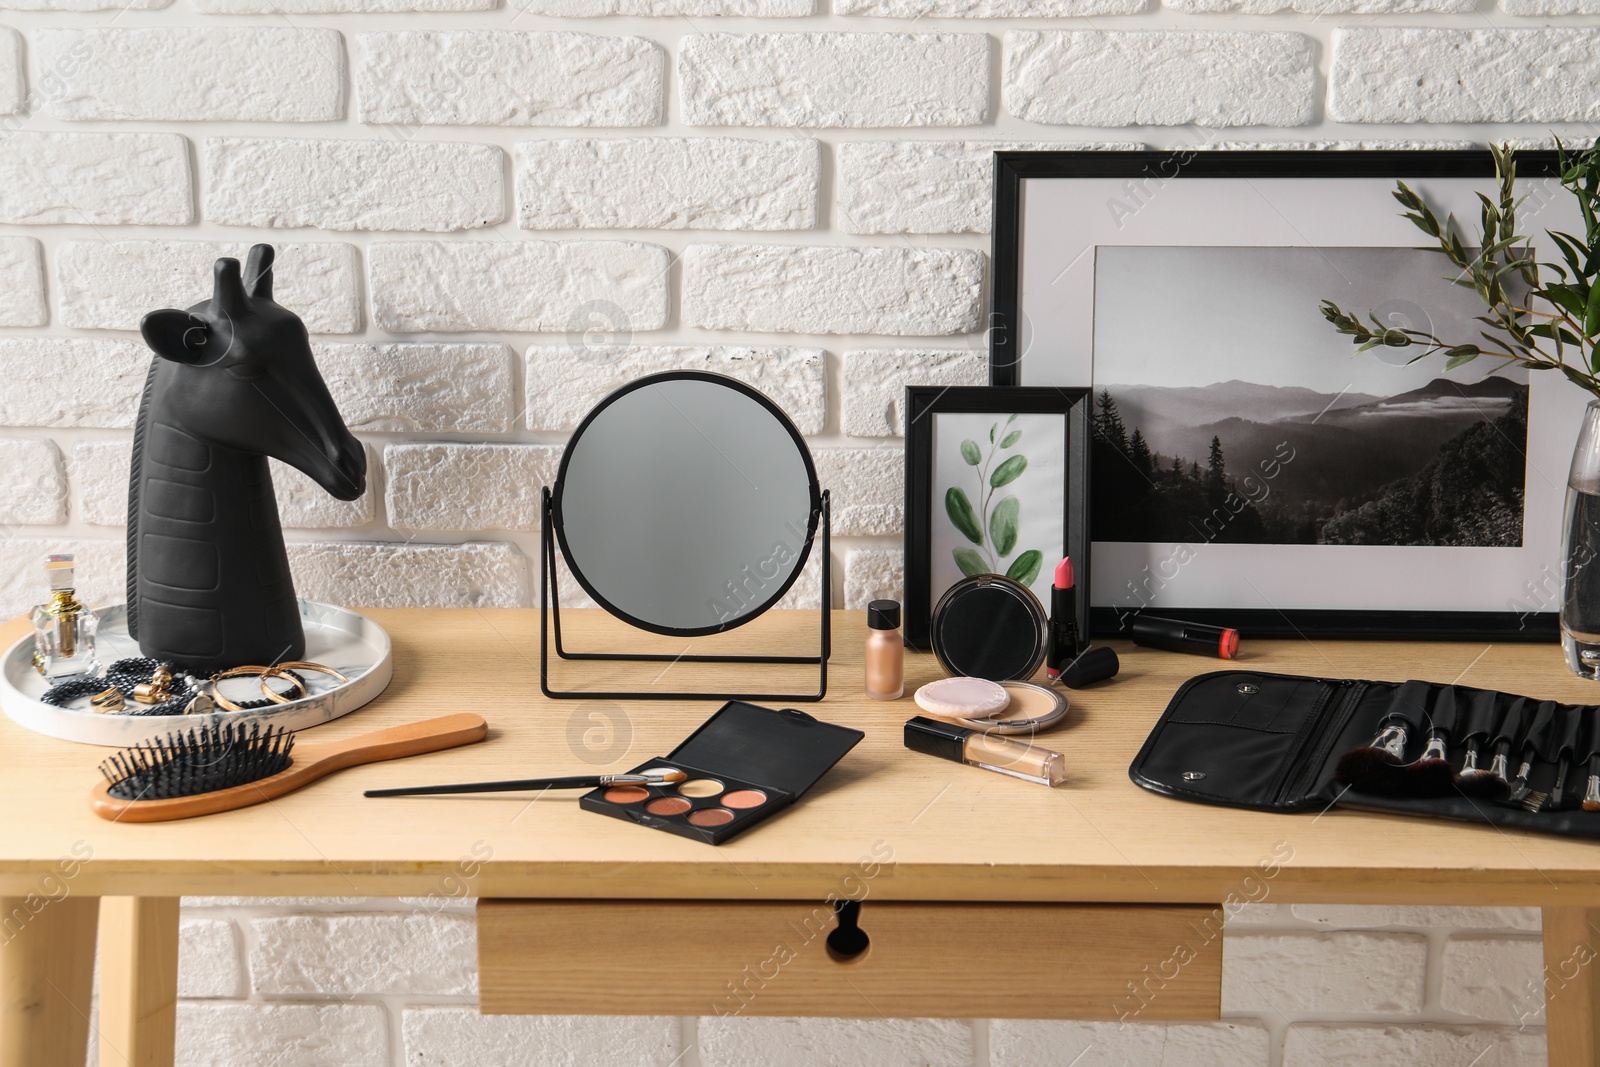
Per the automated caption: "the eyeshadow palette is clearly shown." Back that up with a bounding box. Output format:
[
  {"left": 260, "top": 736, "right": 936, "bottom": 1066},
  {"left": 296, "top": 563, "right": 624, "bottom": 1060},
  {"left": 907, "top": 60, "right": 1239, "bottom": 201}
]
[{"left": 579, "top": 701, "right": 864, "bottom": 845}]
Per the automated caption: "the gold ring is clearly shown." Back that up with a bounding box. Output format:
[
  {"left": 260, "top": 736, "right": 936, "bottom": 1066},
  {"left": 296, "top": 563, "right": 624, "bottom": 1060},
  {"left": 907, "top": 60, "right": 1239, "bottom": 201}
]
[
  {"left": 273, "top": 660, "right": 348, "bottom": 685},
  {"left": 90, "top": 687, "right": 124, "bottom": 713},
  {"left": 210, "top": 666, "right": 307, "bottom": 712}
]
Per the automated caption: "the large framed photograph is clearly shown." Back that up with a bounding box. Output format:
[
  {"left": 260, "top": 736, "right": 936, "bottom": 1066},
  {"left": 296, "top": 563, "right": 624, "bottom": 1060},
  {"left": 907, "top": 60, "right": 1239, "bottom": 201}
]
[
  {"left": 991, "top": 150, "right": 1584, "bottom": 640},
  {"left": 904, "top": 386, "right": 1091, "bottom": 648}
]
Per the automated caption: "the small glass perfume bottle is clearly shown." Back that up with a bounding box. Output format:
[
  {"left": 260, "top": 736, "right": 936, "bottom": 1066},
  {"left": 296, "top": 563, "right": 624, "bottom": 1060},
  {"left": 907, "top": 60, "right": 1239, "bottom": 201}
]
[{"left": 31, "top": 554, "right": 99, "bottom": 680}]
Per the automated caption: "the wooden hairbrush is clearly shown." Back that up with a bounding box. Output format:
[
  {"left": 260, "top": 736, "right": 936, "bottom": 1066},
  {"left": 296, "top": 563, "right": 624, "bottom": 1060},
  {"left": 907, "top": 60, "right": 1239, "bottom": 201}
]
[{"left": 91, "top": 713, "right": 488, "bottom": 823}]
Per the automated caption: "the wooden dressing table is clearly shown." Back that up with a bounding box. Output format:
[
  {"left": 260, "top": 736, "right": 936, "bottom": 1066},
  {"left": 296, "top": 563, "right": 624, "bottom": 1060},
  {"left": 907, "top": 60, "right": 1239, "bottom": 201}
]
[{"left": 3, "top": 608, "right": 1600, "bottom": 1066}]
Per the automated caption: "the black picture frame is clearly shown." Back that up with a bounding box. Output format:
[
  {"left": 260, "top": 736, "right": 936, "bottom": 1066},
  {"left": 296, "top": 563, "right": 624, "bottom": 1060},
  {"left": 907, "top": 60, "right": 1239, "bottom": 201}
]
[
  {"left": 904, "top": 385, "right": 1092, "bottom": 649},
  {"left": 989, "top": 149, "right": 1565, "bottom": 642}
]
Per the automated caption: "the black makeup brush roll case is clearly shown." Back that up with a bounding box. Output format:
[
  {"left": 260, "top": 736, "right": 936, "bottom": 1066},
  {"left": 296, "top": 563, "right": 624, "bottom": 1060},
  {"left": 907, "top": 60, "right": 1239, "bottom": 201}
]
[{"left": 1129, "top": 669, "right": 1600, "bottom": 840}]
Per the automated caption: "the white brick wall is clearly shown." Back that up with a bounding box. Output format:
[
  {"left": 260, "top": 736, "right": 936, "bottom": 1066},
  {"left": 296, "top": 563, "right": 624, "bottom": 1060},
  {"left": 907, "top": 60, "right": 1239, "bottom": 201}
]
[
  {"left": 369, "top": 240, "right": 670, "bottom": 333},
  {"left": 354, "top": 31, "right": 664, "bottom": 127},
  {"left": 1330, "top": 28, "right": 1600, "bottom": 123},
  {"left": 525, "top": 343, "right": 825, "bottom": 433},
  {"left": 204, "top": 137, "right": 505, "bottom": 232},
  {"left": 34, "top": 28, "right": 345, "bottom": 122},
  {"left": 1005, "top": 31, "right": 1317, "bottom": 127},
  {"left": 0, "top": 29, "right": 19, "bottom": 114},
  {"left": 682, "top": 244, "right": 985, "bottom": 335},
  {"left": 57, "top": 241, "right": 362, "bottom": 333},
  {"left": 516, "top": 137, "right": 820, "bottom": 230},
  {"left": 1, "top": 0, "right": 1589, "bottom": 1059},
  {"left": 0, "top": 133, "right": 192, "bottom": 225},
  {"left": 0, "top": 238, "right": 46, "bottom": 326},
  {"left": 679, "top": 33, "right": 990, "bottom": 128},
  {"left": 837, "top": 140, "right": 1140, "bottom": 235}
]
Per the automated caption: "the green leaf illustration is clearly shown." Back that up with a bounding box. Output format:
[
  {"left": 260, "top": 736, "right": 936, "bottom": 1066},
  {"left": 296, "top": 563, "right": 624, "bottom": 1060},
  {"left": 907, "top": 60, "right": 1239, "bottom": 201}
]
[
  {"left": 1006, "top": 413, "right": 1018, "bottom": 425},
  {"left": 953, "top": 547, "right": 988, "bottom": 578},
  {"left": 989, "top": 423, "right": 997, "bottom": 443},
  {"left": 999, "top": 429, "right": 1022, "bottom": 449},
  {"left": 960, "top": 439, "right": 982, "bottom": 466},
  {"left": 990, "top": 496, "right": 1019, "bottom": 556},
  {"left": 990, "top": 454, "right": 1028, "bottom": 488},
  {"left": 1006, "top": 549, "right": 1043, "bottom": 586},
  {"left": 945, "top": 487, "right": 983, "bottom": 545}
]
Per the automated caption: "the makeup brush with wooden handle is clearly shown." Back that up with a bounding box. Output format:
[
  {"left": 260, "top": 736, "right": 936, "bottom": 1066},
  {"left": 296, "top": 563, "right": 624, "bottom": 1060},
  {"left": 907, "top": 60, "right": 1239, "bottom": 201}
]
[{"left": 92, "top": 714, "right": 489, "bottom": 823}]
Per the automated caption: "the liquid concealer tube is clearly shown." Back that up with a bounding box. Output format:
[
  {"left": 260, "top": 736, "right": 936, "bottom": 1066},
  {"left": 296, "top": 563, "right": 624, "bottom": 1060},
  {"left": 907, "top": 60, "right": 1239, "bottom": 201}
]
[{"left": 903, "top": 716, "right": 1066, "bottom": 786}]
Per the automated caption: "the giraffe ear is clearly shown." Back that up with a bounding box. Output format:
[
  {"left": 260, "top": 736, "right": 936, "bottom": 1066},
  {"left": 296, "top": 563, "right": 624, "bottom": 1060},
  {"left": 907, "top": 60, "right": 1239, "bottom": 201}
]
[{"left": 140, "top": 309, "right": 212, "bottom": 365}]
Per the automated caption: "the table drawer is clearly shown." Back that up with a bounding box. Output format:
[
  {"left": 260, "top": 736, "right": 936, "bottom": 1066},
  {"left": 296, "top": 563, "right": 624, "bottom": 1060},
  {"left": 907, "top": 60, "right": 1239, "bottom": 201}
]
[{"left": 478, "top": 899, "right": 1222, "bottom": 1020}]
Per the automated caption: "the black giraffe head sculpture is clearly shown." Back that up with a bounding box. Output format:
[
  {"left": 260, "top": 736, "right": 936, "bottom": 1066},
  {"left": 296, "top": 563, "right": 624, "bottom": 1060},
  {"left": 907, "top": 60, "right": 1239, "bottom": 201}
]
[{"left": 129, "top": 244, "right": 366, "bottom": 674}]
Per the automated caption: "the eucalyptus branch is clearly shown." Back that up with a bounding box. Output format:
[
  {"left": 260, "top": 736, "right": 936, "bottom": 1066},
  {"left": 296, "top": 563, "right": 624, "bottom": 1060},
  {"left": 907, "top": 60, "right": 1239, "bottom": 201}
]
[{"left": 1321, "top": 137, "right": 1600, "bottom": 399}]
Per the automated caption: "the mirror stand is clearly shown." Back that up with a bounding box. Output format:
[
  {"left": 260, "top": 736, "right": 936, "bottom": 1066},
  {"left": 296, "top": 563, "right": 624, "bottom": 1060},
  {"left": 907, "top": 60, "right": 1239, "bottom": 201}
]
[{"left": 538, "top": 487, "right": 832, "bottom": 702}]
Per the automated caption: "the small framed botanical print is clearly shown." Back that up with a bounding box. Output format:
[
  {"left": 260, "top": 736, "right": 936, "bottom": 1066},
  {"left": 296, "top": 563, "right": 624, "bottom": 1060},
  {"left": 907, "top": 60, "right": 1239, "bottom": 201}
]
[{"left": 904, "top": 386, "right": 1092, "bottom": 648}]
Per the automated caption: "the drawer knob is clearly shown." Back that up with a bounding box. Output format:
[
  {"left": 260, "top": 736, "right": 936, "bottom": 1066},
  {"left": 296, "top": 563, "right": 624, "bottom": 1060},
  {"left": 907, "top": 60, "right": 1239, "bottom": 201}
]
[{"left": 826, "top": 899, "right": 870, "bottom": 963}]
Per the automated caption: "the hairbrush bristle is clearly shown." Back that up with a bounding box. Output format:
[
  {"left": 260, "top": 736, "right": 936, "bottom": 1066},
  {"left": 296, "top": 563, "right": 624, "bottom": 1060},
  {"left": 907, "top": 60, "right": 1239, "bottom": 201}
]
[{"left": 99, "top": 722, "right": 295, "bottom": 801}]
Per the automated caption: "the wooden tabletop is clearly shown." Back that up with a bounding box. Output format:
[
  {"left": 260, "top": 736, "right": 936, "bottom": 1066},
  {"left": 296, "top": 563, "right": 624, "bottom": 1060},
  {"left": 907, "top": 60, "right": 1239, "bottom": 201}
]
[{"left": 3, "top": 608, "right": 1600, "bottom": 905}]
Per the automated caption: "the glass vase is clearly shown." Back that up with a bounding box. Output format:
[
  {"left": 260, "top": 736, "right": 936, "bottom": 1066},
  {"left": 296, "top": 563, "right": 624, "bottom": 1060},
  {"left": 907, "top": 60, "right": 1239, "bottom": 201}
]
[{"left": 1562, "top": 399, "right": 1600, "bottom": 677}]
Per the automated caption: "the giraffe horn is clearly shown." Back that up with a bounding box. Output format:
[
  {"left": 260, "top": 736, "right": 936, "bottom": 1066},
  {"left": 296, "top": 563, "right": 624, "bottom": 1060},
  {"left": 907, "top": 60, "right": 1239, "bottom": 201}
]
[
  {"left": 211, "top": 257, "right": 247, "bottom": 316},
  {"left": 245, "top": 244, "right": 275, "bottom": 301}
]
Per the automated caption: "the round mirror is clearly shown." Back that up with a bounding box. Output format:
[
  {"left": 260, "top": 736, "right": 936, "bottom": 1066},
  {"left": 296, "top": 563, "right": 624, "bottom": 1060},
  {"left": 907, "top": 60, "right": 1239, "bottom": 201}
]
[{"left": 553, "top": 372, "right": 820, "bottom": 636}]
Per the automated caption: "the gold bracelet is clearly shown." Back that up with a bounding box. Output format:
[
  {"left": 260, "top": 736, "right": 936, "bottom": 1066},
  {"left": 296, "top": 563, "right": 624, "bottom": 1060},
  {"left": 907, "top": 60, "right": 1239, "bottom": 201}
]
[
  {"left": 273, "top": 660, "right": 348, "bottom": 685},
  {"left": 210, "top": 666, "right": 307, "bottom": 712}
]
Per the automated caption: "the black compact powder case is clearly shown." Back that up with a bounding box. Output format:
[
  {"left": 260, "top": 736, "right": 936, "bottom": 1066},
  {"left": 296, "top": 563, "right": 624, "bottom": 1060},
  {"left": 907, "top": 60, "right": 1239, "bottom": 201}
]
[
  {"left": 579, "top": 701, "right": 864, "bottom": 845},
  {"left": 930, "top": 574, "right": 1049, "bottom": 681}
]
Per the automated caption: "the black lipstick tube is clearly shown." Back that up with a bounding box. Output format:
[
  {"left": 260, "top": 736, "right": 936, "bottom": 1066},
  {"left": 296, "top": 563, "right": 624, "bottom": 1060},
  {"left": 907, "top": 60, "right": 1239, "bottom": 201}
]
[
  {"left": 1045, "top": 583, "right": 1081, "bottom": 680},
  {"left": 1130, "top": 615, "right": 1240, "bottom": 659}
]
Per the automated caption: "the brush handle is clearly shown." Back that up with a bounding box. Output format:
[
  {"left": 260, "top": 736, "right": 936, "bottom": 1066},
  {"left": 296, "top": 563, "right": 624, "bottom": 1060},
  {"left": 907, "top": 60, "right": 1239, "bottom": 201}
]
[
  {"left": 366, "top": 775, "right": 614, "bottom": 798},
  {"left": 1459, "top": 689, "right": 1498, "bottom": 745},
  {"left": 89, "top": 713, "right": 489, "bottom": 823},
  {"left": 1491, "top": 696, "right": 1531, "bottom": 748}
]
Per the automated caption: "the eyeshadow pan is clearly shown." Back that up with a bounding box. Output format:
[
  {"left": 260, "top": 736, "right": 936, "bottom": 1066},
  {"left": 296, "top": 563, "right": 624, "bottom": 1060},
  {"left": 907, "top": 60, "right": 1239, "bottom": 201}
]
[
  {"left": 678, "top": 779, "right": 724, "bottom": 798},
  {"left": 688, "top": 808, "right": 735, "bottom": 827},
  {"left": 722, "top": 789, "right": 767, "bottom": 809},
  {"left": 646, "top": 796, "right": 691, "bottom": 816},
  {"left": 603, "top": 786, "right": 650, "bottom": 804}
]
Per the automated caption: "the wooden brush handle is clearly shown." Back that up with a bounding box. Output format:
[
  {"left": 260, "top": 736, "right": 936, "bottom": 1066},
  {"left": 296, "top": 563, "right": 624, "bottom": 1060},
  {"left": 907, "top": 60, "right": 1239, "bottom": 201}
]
[{"left": 90, "top": 713, "right": 489, "bottom": 823}]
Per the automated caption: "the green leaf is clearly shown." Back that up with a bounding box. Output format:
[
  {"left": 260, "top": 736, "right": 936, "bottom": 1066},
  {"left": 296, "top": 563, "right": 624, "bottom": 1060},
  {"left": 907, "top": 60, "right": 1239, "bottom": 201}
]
[
  {"left": 1006, "top": 550, "right": 1043, "bottom": 586},
  {"left": 960, "top": 439, "right": 982, "bottom": 466},
  {"left": 999, "top": 429, "right": 1022, "bottom": 449},
  {"left": 990, "top": 454, "right": 1028, "bottom": 488},
  {"left": 988, "top": 424, "right": 995, "bottom": 444},
  {"left": 990, "top": 496, "right": 1019, "bottom": 556},
  {"left": 953, "top": 547, "right": 988, "bottom": 578},
  {"left": 945, "top": 487, "right": 983, "bottom": 545},
  {"left": 1006, "top": 413, "right": 1018, "bottom": 425},
  {"left": 1444, "top": 348, "right": 1479, "bottom": 370},
  {"left": 1587, "top": 281, "right": 1600, "bottom": 338}
]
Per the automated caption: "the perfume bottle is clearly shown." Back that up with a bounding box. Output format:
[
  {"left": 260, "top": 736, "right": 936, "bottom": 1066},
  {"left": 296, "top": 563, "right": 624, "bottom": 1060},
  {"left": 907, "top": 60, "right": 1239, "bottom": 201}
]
[{"left": 31, "top": 554, "right": 99, "bottom": 679}]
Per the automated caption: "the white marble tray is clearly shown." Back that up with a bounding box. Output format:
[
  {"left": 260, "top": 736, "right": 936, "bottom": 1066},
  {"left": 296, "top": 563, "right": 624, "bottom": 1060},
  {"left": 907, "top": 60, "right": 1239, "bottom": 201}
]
[{"left": 1, "top": 600, "right": 392, "bottom": 748}]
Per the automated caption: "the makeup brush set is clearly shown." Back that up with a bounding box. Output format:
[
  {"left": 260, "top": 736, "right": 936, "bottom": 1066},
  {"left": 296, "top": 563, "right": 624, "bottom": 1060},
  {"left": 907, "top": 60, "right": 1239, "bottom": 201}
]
[{"left": 1130, "top": 669, "right": 1600, "bottom": 839}]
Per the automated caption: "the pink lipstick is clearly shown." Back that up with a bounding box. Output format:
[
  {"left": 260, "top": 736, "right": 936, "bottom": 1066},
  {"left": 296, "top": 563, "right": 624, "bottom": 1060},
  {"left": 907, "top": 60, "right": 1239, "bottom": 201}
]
[{"left": 1044, "top": 557, "right": 1080, "bottom": 681}]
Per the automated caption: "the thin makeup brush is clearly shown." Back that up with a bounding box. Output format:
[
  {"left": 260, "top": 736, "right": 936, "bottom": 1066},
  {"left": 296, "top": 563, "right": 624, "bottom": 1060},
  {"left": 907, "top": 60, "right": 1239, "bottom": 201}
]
[
  {"left": 1580, "top": 708, "right": 1600, "bottom": 813},
  {"left": 1459, "top": 696, "right": 1528, "bottom": 802},
  {"left": 1525, "top": 704, "right": 1582, "bottom": 813},
  {"left": 1508, "top": 700, "right": 1558, "bottom": 807},
  {"left": 1336, "top": 680, "right": 1431, "bottom": 794},
  {"left": 365, "top": 768, "right": 687, "bottom": 798},
  {"left": 1457, "top": 691, "right": 1513, "bottom": 801},
  {"left": 1400, "top": 685, "right": 1460, "bottom": 797}
]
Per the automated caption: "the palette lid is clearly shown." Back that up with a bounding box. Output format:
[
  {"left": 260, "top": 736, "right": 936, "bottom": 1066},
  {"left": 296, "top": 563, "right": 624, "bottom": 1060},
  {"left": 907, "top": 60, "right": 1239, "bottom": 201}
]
[{"left": 668, "top": 702, "right": 865, "bottom": 799}]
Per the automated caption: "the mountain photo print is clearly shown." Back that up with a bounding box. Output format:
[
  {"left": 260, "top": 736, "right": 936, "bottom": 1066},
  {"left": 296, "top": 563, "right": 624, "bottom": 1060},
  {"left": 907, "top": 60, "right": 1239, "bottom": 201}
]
[{"left": 1090, "top": 245, "right": 1529, "bottom": 549}]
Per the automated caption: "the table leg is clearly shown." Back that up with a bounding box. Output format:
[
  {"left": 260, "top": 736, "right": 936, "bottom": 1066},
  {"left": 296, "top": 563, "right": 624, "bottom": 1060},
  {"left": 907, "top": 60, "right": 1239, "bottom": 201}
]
[
  {"left": 0, "top": 894, "right": 99, "bottom": 1067},
  {"left": 1543, "top": 907, "right": 1600, "bottom": 1067},
  {"left": 97, "top": 897, "right": 179, "bottom": 1067}
]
